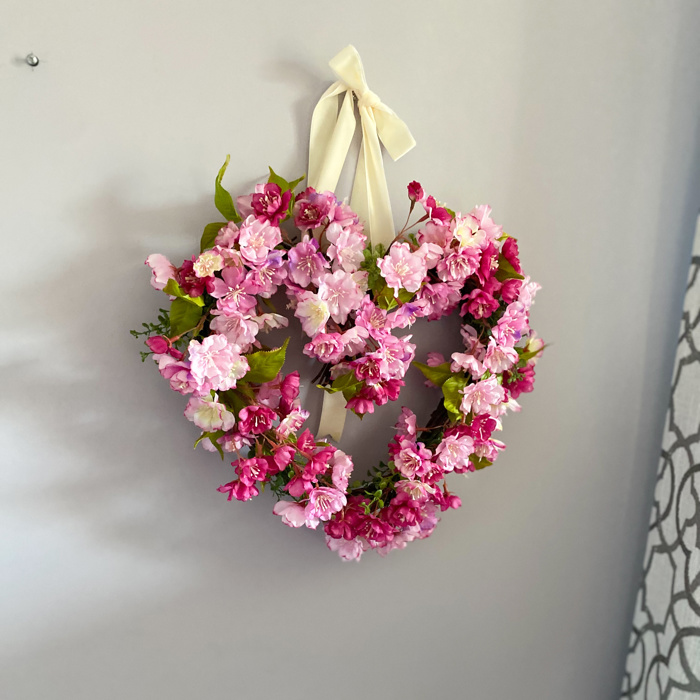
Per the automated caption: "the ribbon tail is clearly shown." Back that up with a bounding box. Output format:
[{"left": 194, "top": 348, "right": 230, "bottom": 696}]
[
  {"left": 308, "top": 87, "right": 356, "bottom": 193},
  {"left": 317, "top": 390, "right": 348, "bottom": 442},
  {"left": 351, "top": 106, "right": 396, "bottom": 249}
]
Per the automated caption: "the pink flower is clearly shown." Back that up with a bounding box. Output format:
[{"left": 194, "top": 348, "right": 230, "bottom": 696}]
[
  {"left": 305, "top": 487, "right": 347, "bottom": 528},
  {"left": 407, "top": 181, "right": 424, "bottom": 202},
  {"left": 251, "top": 183, "right": 292, "bottom": 226},
  {"left": 394, "top": 443, "right": 431, "bottom": 478},
  {"left": 145, "top": 254, "right": 177, "bottom": 291},
  {"left": 209, "top": 311, "right": 259, "bottom": 352},
  {"left": 437, "top": 249, "right": 480, "bottom": 283},
  {"left": 346, "top": 393, "right": 375, "bottom": 415},
  {"left": 331, "top": 450, "right": 354, "bottom": 491},
  {"left": 146, "top": 335, "right": 169, "bottom": 354},
  {"left": 237, "top": 216, "right": 282, "bottom": 265},
  {"left": 294, "top": 188, "right": 336, "bottom": 229},
  {"left": 295, "top": 291, "right": 330, "bottom": 336},
  {"left": 395, "top": 407, "right": 417, "bottom": 438},
  {"left": 356, "top": 297, "right": 388, "bottom": 338},
  {"left": 418, "top": 221, "right": 451, "bottom": 249},
  {"left": 276, "top": 407, "right": 310, "bottom": 439},
  {"left": 326, "top": 535, "right": 363, "bottom": 561},
  {"left": 188, "top": 334, "right": 249, "bottom": 392},
  {"left": 287, "top": 235, "right": 328, "bottom": 287},
  {"left": 435, "top": 434, "right": 474, "bottom": 471},
  {"left": 460, "top": 376, "right": 506, "bottom": 417},
  {"left": 235, "top": 457, "right": 270, "bottom": 486},
  {"left": 377, "top": 242, "right": 427, "bottom": 294},
  {"left": 450, "top": 352, "right": 485, "bottom": 379},
  {"left": 217, "top": 479, "right": 258, "bottom": 502},
  {"left": 210, "top": 266, "right": 257, "bottom": 315},
  {"left": 303, "top": 332, "right": 346, "bottom": 363},
  {"left": 317, "top": 270, "right": 364, "bottom": 324},
  {"left": 426, "top": 352, "right": 446, "bottom": 367},
  {"left": 483, "top": 339, "right": 518, "bottom": 373},
  {"left": 238, "top": 405, "right": 276, "bottom": 435},
  {"left": 326, "top": 223, "right": 366, "bottom": 273},
  {"left": 184, "top": 397, "right": 235, "bottom": 431},
  {"left": 215, "top": 222, "right": 239, "bottom": 247},
  {"left": 462, "top": 289, "right": 500, "bottom": 319},
  {"left": 273, "top": 500, "right": 307, "bottom": 528}
]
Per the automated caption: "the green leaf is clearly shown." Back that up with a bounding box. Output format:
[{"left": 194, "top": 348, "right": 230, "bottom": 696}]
[
  {"left": 194, "top": 430, "right": 226, "bottom": 460},
  {"left": 218, "top": 389, "right": 250, "bottom": 415},
  {"left": 517, "top": 343, "right": 547, "bottom": 364},
  {"left": 494, "top": 255, "right": 525, "bottom": 282},
  {"left": 169, "top": 298, "right": 202, "bottom": 337},
  {"left": 215, "top": 155, "right": 241, "bottom": 223},
  {"left": 413, "top": 361, "right": 453, "bottom": 387},
  {"left": 242, "top": 338, "right": 290, "bottom": 384},
  {"left": 331, "top": 372, "right": 361, "bottom": 392},
  {"left": 470, "top": 456, "right": 493, "bottom": 471},
  {"left": 375, "top": 285, "right": 399, "bottom": 311},
  {"left": 200, "top": 222, "right": 227, "bottom": 252},
  {"left": 267, "top": 167, "right": 305, "bottom": 193},
  {"left": 442, "top": 374, "right": 468, "bottom": 420},
  {"left": 163, "top": 279, "right": 205, "bottom": 307},
  {"left": 397, "top": 288, "right": 415, "bottom": 304}
]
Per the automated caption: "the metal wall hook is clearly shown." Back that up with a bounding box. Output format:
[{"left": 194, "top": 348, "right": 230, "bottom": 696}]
[{"left": 25, "top": 53, "right": 39, "bottom": 67}]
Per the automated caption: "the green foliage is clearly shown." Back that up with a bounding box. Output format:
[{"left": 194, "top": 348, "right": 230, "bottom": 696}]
[
  {"left": 218, "top": 388, "right": 251, "bottom": 415},
  {"left": 242, "top": 338, "right": 289, "bottom": 384},
  {"left": 441, "top": 374, "right": 469, "bottom": 421},
  {"left": 215, "top": 155, "right": 241, "bottom": 223},
  {"left": 470, "top": 456, "right": 493, "bottom": 471},
  {"left": 200, "top": 222, "right": 227, "bottom": 252},
  {"left": 163, "top": 279, "right": 205, "bottom": 307},
  {"left": 169, "top": 298, "right": 202, "bottom": 337},
  {"left": 194, "top": 430, "right": 226, "bottom": 460},
  {"left": 517, "top": 344, "right": 547, "bottom": 364},
  {"left": 413, "top": 361, "right": 453, "bottom": 387},
  {"left": 494, "top": 255, "right": 525, "bottom": 282},
  {"left": 130, "top": 308, "right": 171, "bottom": 361},
  {"left": 360, "top": 243, "right": 386, "bottom": 295},
  {"left": 267, "top": 167, "right": 305, "bottom": 194}
]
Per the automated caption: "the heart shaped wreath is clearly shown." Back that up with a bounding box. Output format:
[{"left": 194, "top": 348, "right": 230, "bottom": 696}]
[
  {"left": 134, "top": 46, "right": 544, "bottom": 560},
  {"left": 133, "top": 160, "right": 544, "bottom": 560}
]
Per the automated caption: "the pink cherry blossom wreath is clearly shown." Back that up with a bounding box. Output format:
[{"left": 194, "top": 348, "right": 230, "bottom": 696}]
[{"left": 133, "top": 158, "right": 545, "bottom": 561}]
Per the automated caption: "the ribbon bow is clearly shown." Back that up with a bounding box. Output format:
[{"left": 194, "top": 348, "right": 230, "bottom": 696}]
[{"left": 308, "top": 45, "right": 416, "bottom": 248}]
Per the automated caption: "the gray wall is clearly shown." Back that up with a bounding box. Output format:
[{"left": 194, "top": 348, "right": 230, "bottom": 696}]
[{"left": 2, "top": 2, "right": 700, "bottom": 699}]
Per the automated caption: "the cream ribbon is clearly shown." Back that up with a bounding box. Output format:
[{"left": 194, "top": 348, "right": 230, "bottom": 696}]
[{"left": 309, "top": 45, "right": 416, "bottom": 441}]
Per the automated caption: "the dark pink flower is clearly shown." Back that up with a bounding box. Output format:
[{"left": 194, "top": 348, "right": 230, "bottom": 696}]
[
  {"left": 346, "top": 393, "right": 375, "bottom": 415},
  {"left": 235, "top": 457, "right": 270, "bottom": 486},
  {"left": 501, "top": 237, "right": 522, "bottom": 274},
  {"left": 407, "top": 181, "right": 424, "bottom": 202},
  {"left": 217, "top": 479, "right": 259, "bottom": 502},
  {"left": 462, "top": 289, "right": 500, "bottom": 319},
  {"left": 272, "top": 445, "right": 296, "bottom": 472},
  {"left": 293, "top": 188, "right": 336, "bottom": 230},
  {"left": 251, "top": 183, "right": 292, "bottom": 226},
  {"left": 500, "top": 278, "right": 522, "bottom": 304},
  {"left": 297, "top": 429, "right": 317, "bottom": 454},
  {"left": 423, "top": 195, "right": 452, "bottom": 224},
  {"left": 238, "top": 405, "right": 275, "bottom": 435},
  {"left": 146, "top": 335, "right": 169, "bottom": 354}
]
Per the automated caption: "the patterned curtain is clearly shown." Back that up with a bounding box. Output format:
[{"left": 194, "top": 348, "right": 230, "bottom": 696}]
[{"left": 621, "top": 216, "right": 700, "bottom": 698}]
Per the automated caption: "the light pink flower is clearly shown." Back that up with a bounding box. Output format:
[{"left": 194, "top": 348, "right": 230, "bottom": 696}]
[
  {"left": 304, "top": 487, "right": 347, "bottom": 528},
  {"left": 193, "top": 250, "right": 224, "bottom": 278},
  {"left": 326, "top": 535, "right": 363, "bottom": 561},
  {"left": 287, "top": 235, "right": 328, "bottom": 287},
  {"left": 209, "top": 311, "right": 259, "bottom": 352},
  {"left": 435, "top": 434, "right": 475, "bottom": 471},
  {"left": 237, "top": 215, "right": 282, "bottom": 265},
  {"left": 326, "top": 223, "right": 366, "bottom": 273},
  {"left": 483, "top": 339, "right": 519, "bottom": 373},
  {"left": 318, "top": 270, "right": 364, "bottom": 324},
  {"left": 377, "top": 242, "right": 427, "bottom": 294},
  {"left": 273, "top": 500, "right": 307, "bottom": 528},
  {"left": 210, "top": 266, "right": 257, "bottom": 316},
  {"left": 450, "top": 352, "right": 485, "bottom": 379},
  {"left": 276, "top": 407, "right": 310, "bottom": 439},
  {"left": 188, "top": 334, "right": 247, "bottom": 392},
  {"left": 184, "top": 396, "right": 235, "bottom": 431},
  {"left": 460, "top": 376, "right": 506, "bottom": 417},
  {"left": 215, "top": 222, "right": 240, "bottom": 247},
  {"left": 331, "top": 450, "right": 353, "bottom": 491},
  {"left": 437, "top": 249, "right": 480, "bottom": 283},
  {"left": 303, "top": 332, "right": 346, "bottom": 363},
  {"left": 394, "top": 444, "right": 429, "bottom": 478},
  {"left": 295, "top": 291, "right": 330, "bottom": 336},
  {"left": 145, "top": 254, "right": 176, "bottom": 291}
]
